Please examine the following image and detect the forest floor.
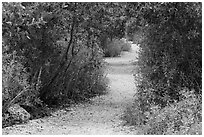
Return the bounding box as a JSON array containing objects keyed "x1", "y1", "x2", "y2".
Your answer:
[{"x1": 2, "y1": 43, "x2": 140, "y2": 135}]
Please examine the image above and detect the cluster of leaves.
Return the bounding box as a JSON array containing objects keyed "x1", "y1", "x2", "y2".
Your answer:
[
  {"x1": 2, "y1": 2, "x2": 127, "y2": 126},
  {"x1": 123, "y1": 2, "x2": 202, "y2": 135}
]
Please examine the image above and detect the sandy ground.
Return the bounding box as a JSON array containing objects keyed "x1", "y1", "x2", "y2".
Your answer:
[{"x1": 2, "y1": 43, "x2": 139, "y2": 135}]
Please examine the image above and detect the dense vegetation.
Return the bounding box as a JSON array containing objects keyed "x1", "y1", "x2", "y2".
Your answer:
[
  {"x1": 2, "y1": 2, "x2": 202, "y2": 134},
  {"x1": 2, "y1": 2, "x2": 127, "y2": 126},
  {"x1": 124, "y1": 2, "x2": 202, "y2": 134}
]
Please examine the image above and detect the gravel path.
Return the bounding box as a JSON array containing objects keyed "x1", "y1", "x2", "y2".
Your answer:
[{"x1": 2, "y1": 44, "x2": 139, "y2": 135}]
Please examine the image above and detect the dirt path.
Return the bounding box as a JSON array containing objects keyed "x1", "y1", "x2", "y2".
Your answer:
[{"x1": 2, "y1": 43, "x2": 139, "y2": 135}]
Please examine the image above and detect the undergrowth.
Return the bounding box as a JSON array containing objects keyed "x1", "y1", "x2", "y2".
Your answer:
[{"x1": 123, "y1": 89, "x2": 202, "y2": 135}]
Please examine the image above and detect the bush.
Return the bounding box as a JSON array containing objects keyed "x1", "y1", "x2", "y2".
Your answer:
[
  {"x1": 2, "y1": 2, "x2": 108, "y2": 127},
  {"x1": 123, "y1": 89, "x2": 202, "y2": 135},
  {"x1": 2, "y1": 50, "x2": 44, "y2": 127},
  {"x1": 146, "y1": 89, "x2": 202, "y2": 135},
  {"x1": 127, "y1": 2, "x2": 202, "y2": 109},
  {"x1": 123, "y1": 2, "x2": 202, "y2": 135},
  {"x1": 120, "y1": 38, "x2": 131, "y2": 51},
  {"x1": 104, "y1": 38, "x2": 122, "y2": 57},
  {"x1": 43, "y1": 43, "x2": 108, "y2": 106},
  {"x1": 2, "y1": 50, "x2": 41, "y2": 113},
  {"x1": 104, "y1": 38, "x2": 131, "y2": 57},
  {"x1": 2, "y1": 2, "x2": 62, "y2": 111}
]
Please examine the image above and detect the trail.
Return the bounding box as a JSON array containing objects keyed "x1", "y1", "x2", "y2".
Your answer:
[{"x1": 2, "y1": 43, "x2": 139, "y2": 135}]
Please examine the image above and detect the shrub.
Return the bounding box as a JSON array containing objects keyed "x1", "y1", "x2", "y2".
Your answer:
[
  {"x1": 104, "y1": 38, "x2": 131, "y2": 57},
  {"x1": 104, "y1": 38, "x2": 122, "y2": 57},
  {"x1": 137, "y1": 3, "x2": 202, "y2": 104},
  {"x1": 2, "y1": 2, "x2": 62, "y2": 111},
  {"x1": 120, "y1": 38, "x2": 131, "y2": 51},
  {"x1": 126, "y1": 2, "x2": 202, "y2": 113},
  {"x1": 43, "y1": 43, "x2": 108, "y2": 106},
  {"x1": 2, "y1": 50, "x2": 44, "y2": 127},
  {"x1": 2, "y1": 50, "x2": 41, "y2": 113},
  {"x1": 146, "y1": 89, "x2": 202, "y2": 135},
  {"x1": 123, "y1": 2, "x2": 202, "y2": 135},
  {"x1": 2, "y1": 2, "x2": 109, "y2": 127},
  {"x1": 123, "y1": 89, "x2": 202, "y2": 135}
]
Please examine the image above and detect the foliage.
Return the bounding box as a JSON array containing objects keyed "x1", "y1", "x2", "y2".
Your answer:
[
  {"x1": 104, "y1": 38, "x2": 122, "y2": 57},
  {"x1": 130, "y1": 2, "x2": 202, "y2": 106},
  {"x1": 2, "y1": 2, "x2": 64, "y2": 110},
  {"x1": 120, "y1": 38, "x2": 131, "y2": 51},
  {"x1": 123, "y1": 2, "x2": 202, "y2": 135},
  {"x1": 123, "y1": 89, "x2": 201, "y2": 135},
  {"x1": 2, "y1": 47, "x2": 41, "y2": 112},
  {"x1": 2, "y1": 2, "x2": 127, "y2": 126},
  {"x1": 104, "y1": 38, "x2": 131, "y2": 57}
]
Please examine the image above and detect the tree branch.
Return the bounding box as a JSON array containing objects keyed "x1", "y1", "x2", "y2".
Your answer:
[{"x1": 39, "y1": 8, "x2": 77, "y2": 101}]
